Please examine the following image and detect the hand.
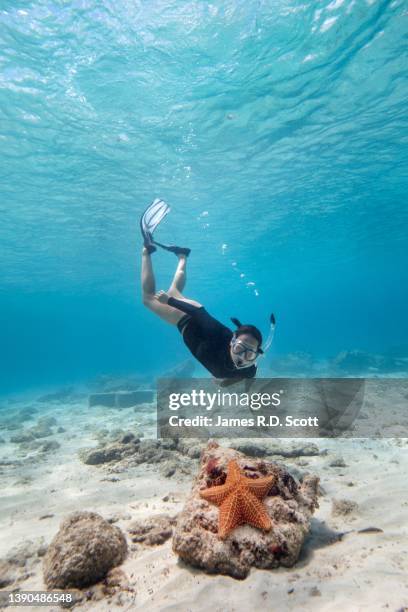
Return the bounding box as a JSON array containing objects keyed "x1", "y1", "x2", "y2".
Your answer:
[{"x1": 155, "y1": 290, "x2": 170, "y2": 304}]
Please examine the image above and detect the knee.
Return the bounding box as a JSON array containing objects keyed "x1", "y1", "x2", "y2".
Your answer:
[{"x1": 142, "y1": 293, "x2": 154, "y2": 307}]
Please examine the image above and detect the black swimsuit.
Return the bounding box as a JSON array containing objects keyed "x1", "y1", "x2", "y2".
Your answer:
[{"x1": 167, "y1": 297, "x2": 257, "y2": 380}]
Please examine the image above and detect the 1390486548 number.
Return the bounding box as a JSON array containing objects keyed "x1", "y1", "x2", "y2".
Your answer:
[{"x1": 5, "y1": 591, "x2": 74, "y2": 606}]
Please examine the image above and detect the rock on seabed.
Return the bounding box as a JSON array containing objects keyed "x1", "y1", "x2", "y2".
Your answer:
[
  {"x1": 172, "y1": 442, "x2": 319, "y2": 579},
  {"x1": 43, "y1": 512, "x2": 127, "y2": 589}
]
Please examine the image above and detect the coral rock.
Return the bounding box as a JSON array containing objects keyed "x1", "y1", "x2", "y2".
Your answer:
[
  {"x1": 172, "y1": 442, "x2": 319, "y2": 579},
  {"x1": 43, "y1": 511, "x2": 127, "y2": 588}
]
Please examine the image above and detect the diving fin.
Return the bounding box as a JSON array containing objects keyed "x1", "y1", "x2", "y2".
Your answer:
[
  {"x1": 140, "y1": 198, "x2": 171, "y2": 253},
  {"x1": 153, "y1": 241, "x2": 191, "y2": 257},
  {"x1": 140, "y1": 198, "x2": 190, "y2": 256}
]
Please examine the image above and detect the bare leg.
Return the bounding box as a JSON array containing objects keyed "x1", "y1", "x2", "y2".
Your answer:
[
  {"x1": 141, "y1": 248, "x2": 184, "y2": 325},
  {"x1": 167, "y1": 254, "x2": 187, "y2": 298},
  {"x1": 167, "y1": 255, "x2": 202, "y2": 307},
  {"x1": 141, "y1": 247, "x2": 156, "y2": 297}
]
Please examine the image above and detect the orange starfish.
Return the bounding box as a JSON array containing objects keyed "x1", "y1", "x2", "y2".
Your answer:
[{"x1": 200, "y1": 459, "x2": 275, "y2": 539}]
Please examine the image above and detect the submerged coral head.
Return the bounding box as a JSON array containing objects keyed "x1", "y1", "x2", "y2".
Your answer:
[{"x1": 199, "y1": 459, "x2": 275, "y2": 539}]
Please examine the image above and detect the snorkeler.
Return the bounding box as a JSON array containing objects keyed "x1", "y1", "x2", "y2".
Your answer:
[{"x1": 140, "y1": 199, "x2": 275, "y2": 383}]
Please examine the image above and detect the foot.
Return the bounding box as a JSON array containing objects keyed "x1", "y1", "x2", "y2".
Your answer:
[
  {"x1": 153, "y1": 241, "x2": 191, "y2": 257},
  {"x1": 143, "y1": 244, "x2": 156, "y2": 255},
  {"x1": 169, "y1": 246, "x2": 191, "y2": 257},
  {"x1": 143, "y1": 231, "x2": 157, "y2": 254}
]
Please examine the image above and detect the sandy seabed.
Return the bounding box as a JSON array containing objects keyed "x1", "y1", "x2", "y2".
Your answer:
[{"x1": 0, "y1": 385, "x2": 407, "y2": 612}]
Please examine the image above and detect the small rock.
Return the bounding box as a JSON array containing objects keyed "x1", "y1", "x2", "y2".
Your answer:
[
  {"x1": 160, "y1": 461, "x2": 176, "y2": 478},
  {"x1": 59, "y1": 589, "x2": 84, "y2": 609},
  {"x1": 104, "y1": 567, "x2": 129, "y2": 589},
  {"x1": 331, "y1": 498, "x2": 359, "y2": 517},
  {"x1": 0, "y1": 561, "x2": 17, "y2": 588},
  {"x1": 160, "y1": 438, "x2": 178, "y2": 450},
  {"x1": 310, "y1": 586, "x2": 321, "y2": 596},
  {"x1": 328, "y1": 456, "x2": 347, "y2": 468},
  {"x1": 187, "y1": 445, "x2": 203, "y2": 459},
  {"x1": 118, "y1": 432, "x2": 138, "y2": 444},
  {"x1": 57, "y1": 426, "x2": 66, "y2": 433},
  {"x1": 107, "y1": 513, "x2": 132, "y2": 524},
  {"x1": 128, "y1": 515, "x2": 177, "y2": 545}
]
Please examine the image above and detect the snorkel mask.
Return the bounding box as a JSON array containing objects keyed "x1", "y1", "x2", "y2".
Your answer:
[
  {"x1": 230, "y1": 313, "x2": 276, "y2": 369},
  {"x1": 231, "y1": 337, "x2": 259, "y2": 368}
]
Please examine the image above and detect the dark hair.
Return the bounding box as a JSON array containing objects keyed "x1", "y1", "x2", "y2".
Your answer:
[{"x1": 230, "y1": 318, "x2": 263, "y2": 354}]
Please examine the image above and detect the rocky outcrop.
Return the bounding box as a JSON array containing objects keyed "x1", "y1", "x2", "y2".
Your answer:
[
  {"x1": 172, "y1": 442, "x2": 319, "y2": 579},
  {"x1": 79, "y1": 442, "x2": 136, "y2": 465},
  {"x1": 43, "y1": 511, "x2": 127, "y2": 589},
  {"x1": 230, "y1": 441, "x2": 321, "y2": 458},
  {"x1": 78, "y1": 436, "x2": 198, "y2": 477}
]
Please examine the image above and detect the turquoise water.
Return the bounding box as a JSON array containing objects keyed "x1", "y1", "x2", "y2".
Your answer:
[{"x1": 1, "y1": 0, "x2": 407, "y2": 394}]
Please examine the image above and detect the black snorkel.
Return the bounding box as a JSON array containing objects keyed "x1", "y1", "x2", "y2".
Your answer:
[{"x1": 261, "y1": 313, "x2": 276, "y2": 354}]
